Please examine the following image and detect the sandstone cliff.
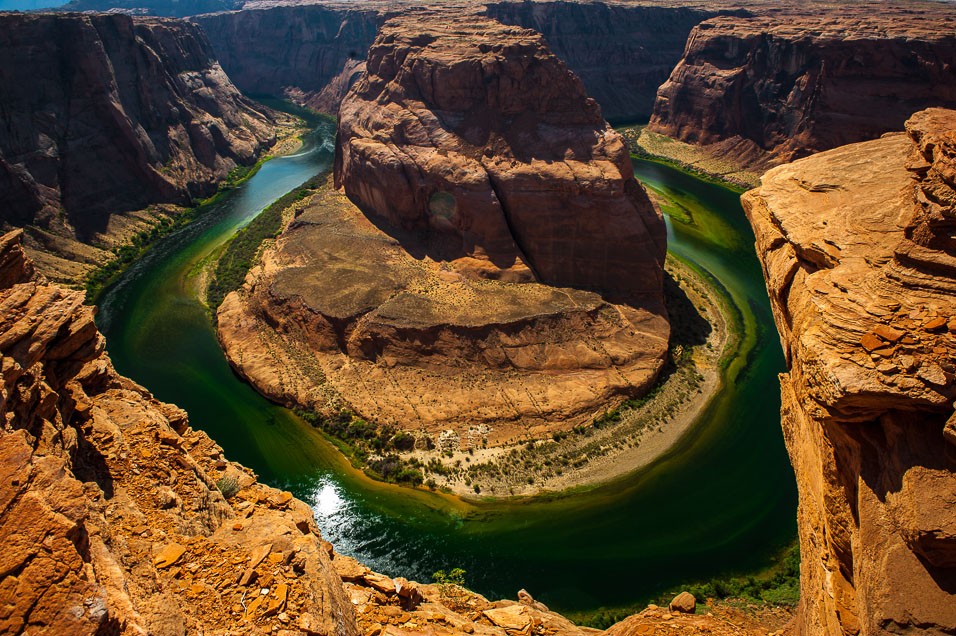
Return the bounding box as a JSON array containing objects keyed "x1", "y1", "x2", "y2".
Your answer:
[
  {"x1": 742, "y1": 108, "x2": 956, "y2": 634},
  {"x1": 0, "y1": 13, "x2": 283, "y2": 281},
  {"x1": 650, "y1": 8, "x2": 956, "y2": 173},
  {"x1": 0, "y1": 230, "x2": 356, "y2": 635},
  {"x1": 218, "y1": 13, "x2": 669, "y2": 443},
  {"x1": 194, "y1": 5, "x2": 387, "y2": 114},
  {"x1": 194, "y1": 1, "x2": 730, "y2": 122},
  {"x1": 484, "y1": 1, "x2": 727, "y2": 123}
]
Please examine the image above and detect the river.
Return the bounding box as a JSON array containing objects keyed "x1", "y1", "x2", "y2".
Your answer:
[{"x1": 96, "y1": 123, "x2": 797, "y2": 616}]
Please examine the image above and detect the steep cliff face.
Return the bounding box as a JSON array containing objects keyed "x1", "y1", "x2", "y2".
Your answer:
[
  {"x1": 742, "y1": 108, "x2": 956, "y2": 635},
  {"x1": 484, "y1": 1, "x2": 725, "y2": 123},
  {"x1": 650, "y1": 10, "x2": 956, "y2": 171},
  {"x1": 335, "y1": 12, "x2": 666, "y2": 298},
  {"x1": 0, "y1": 13, "x2": 282, "y2": 280},
  {"x1": 0, "y1": 230, "x2": 357, "y2": 635},
  {"x1": 194, "y1": 6, "x2": 386, "y2": 114},
  {"x1": 193, "y1": 1, "x2": 730, "y2": 122},
  {"x1": 219, "y1": 13, "x2": 669, "y2": 441}
]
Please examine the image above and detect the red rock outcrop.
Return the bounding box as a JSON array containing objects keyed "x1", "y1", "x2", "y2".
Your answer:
[
  {"x1": 335, "y1": 12, "x2": 666, "y2": 299},
  {"x1": 742, "y1": 108, "x2": 956, "y2": 634},
  {"x1": 219, "y1": 13, "x2": 669, "y2": 441},
  {"x1": 651, "y1": 8, "x2": 956, "y2": 173},
  {"x1": 0, "y1": 229, "x2": 357, "y2": 634},
  {"x1": 0, "y1": 13, "x2": 284, "y2": 281}
]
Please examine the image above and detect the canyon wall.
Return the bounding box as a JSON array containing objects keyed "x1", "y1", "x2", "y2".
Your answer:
[
  {"x1": 194, "y1": 1, "x2": 731, "y2": 122},
  {"x1": 742, "y1": 108, "x2": 956, "y2": 634},
  {"x1": 194, "y1": 5, "x2": 387, "y2": 114},
  {"x1": 650, "y1": 9, "x2": 956, "y2": 171},
  {"x1": 218, "y1": 12, "x2": 669, "y2": 442},
  {"x1": 0, "y1": 13, "x2": 282, "y2": 280},
  {"x1": 0, "y1": 230, "x2": 357, "y2": 635},
  {"x1": 484, "y1": 1, "x2": 727, "y2": 123}
]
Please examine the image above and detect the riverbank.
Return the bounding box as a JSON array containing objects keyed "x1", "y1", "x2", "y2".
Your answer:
[
  {"x1": 212, "y1": 171, "x2": 737, "y2": 499},
  {"x1": 404, "y1": 254, "x2": 733, "y2": 498},
  {"x1": 82, "y1": 110, "x2": 308, "y2": 303},
  {"x1": 618, "y1": 125, "x2": 760, "y2": 190}
]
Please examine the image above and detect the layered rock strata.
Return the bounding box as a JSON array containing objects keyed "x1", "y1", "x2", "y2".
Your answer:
[
  {"x1": 742, "y1": 108, "x2": 956, "y2": 634},
  {"x1": 195, "y1": 1, "x2": 732, "y2": 122},
  {"x1": 194, "y1": 5, "x2": 387, "y2": 114},
  {"x1": 0, "y1": 13, "x2": 283, "y2": 281},
  {"x1": 650, "y1": 8, "x2": 956, "y2": 173},
  {"x1": 219, "y1": 14, "x2": 669, "y2": 441},
  {"x1": 0, "y1": 230, "x2": 356, "y2": 635}
]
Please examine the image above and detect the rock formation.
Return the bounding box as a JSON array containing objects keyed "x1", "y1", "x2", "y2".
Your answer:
[
  {"x1": 194, "y1": 1, "x2": 733, "y2": 122},
  {"x1": 0, "y1": 13, "x2": 283, "y2": 281},
  {"x1": 335, "y1": 12, "x2": 666, "y2": 298},
  {"x1": 742, "y1": 108, "x2": 956, "y2": 634},
  {"x1": 0, "y1": 225, "x2": 777, "y2": 636},
  {"x1": 194, "y1": 5, "x2": 387, "y2": 114},
  {"x1": 0, "y1": 229, "x2": 356, "y2": 635},
  {"x1": 650, "y1": 8, "x2": 956, "y2": 173},
  {"x1": 218, "y1": 13, "x2": 669, "y2": 441}
]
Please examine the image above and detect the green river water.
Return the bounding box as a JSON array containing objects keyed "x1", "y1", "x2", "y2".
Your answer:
[{"x1": 96, "y1": 123, "x2": 797, "y2": 615}]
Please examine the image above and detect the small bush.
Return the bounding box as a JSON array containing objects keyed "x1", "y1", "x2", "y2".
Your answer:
[{"x1": 215, "y1": 476, "x2": 240, "y2": 499}]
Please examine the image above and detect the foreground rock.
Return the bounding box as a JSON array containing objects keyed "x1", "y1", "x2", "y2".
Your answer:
[
  {"x1": 0, "y1": 230, "x2": 355, "y2": 634},
  {"x1": 0, "y1": 13, "x2": 285, "y2": 282},
  {"x1": 650, "y1": 6, "x2": 956, "y2": 174},
  {"x1": 742, "y1": 108, "x2": 956, "y2": 634},
  {"x1": 219, "y1": 13, "x2": 668, "y2": 443}
]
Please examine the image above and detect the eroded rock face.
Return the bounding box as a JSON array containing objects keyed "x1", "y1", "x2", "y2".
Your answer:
[
  {"x1": 0, "y1": 13, "x2": 281, "y2": 280},
  {"x1": 335, "y1": 13, "x2": 666, "y2": 299},
  {"x1": 195, "y1": 6, "x2": 387, "y2": 114},
  {"x1": 742, "y1": 108, "x2": 956, "y2": 634},
  {"x1": 651, "y1": 9, "x2": 956, "y2": 172},
  {"x1": 219, "y1": 13, "x2": 668, "y2": 440},
  {"x1": 0, "y1": 229, "x2": 357, "y2": 635}
]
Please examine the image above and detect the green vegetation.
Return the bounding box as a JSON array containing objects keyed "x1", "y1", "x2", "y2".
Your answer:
[
  {"x1": 83, "y1": 161, "x2": 268, "y2": 304},
  {"x1": 433, "y1": 568, "x2": 469, "y2": 610},
  {"x1": 207, "y1": 174, "x2": 323, "y2": 311},
  {"x1": 295, "y1": 409, "x2": 428, "y2": 487},
  {"x1": 215, "y1": 475, "x2": 241, "y2": 499},
  {"x1": 568, "y1": 542, "x2": 800, "y2": 629}
]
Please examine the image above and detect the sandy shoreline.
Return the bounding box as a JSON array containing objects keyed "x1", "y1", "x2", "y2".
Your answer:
[{"x1": 413, "y1": 255, "x2": 733, "y2": 498}]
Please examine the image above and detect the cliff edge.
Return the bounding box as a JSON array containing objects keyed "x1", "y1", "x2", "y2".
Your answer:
[
  {"x1": 0, "y1": 13, "x2": 285, "y2": 282},
  {"x1": 742, "y1": 108, "x2": 956, "y2": 634},
  {"x1": 649, "y1": 8, "x2": 956, "y2": 177}
]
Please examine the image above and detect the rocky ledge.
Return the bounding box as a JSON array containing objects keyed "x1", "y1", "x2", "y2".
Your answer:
[
  {"x1": 218, "y1": 13, "x2": 669, "y2": 445},
  {"x1": 0, "y1": 225, "x2": 786, "y2": 634},
  {"x1": 742, "y1": 108, "x2": 956, "y2": 634},
  {"x1": 0, "y1": 13, "x2": 287, "y2": 282},
  {"x1": 649, "y1": 7, "x2": 956, "y2": 176}
]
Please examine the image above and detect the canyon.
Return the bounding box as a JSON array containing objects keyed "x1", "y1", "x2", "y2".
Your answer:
[
  {"x1": 217, "y1": 12, "x2": 671, "y2": 448},
  {"x1": 743, "y1": 108, "x2": 956, "y2": 634},
  {"x1": 0, "y1": 12, "x2": 287, "y2": 282},
  {"x1": 648, "y1": 8, "x2": 956, "y2": 177},
  {"x1": 0, "y1": 1, "x2": 955, "y2": 635}
]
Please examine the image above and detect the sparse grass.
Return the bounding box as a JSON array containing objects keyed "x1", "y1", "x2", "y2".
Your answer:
[
  {"x1": 215, "y1": 475, "x2": 241, "y2": 499},
  {"x1": 207, "y1": 174, "x2": 323, "y2": 311}
]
